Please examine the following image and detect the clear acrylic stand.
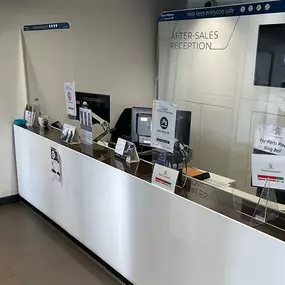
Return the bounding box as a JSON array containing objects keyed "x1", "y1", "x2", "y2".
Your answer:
[
  {"x1": 249, "y1": 179, "x2": 279, "y2": 226},
  {"x1": 232, "y1": 179, "x2": 279, "y2": 228},
  {"x1": 152, "y1": 148, "x2": 168, "y2": 167}
]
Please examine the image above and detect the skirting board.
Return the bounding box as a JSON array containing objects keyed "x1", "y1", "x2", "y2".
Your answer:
[
  {"x1": 0, "y1": 194, "x2": 20, "y2": 206},
  {"x1": 20, "y1": 197, "x2": 132, "y2": 285}
]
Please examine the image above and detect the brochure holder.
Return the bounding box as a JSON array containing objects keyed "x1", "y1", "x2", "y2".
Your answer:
[
  {"x1": 152, "y1": 148, "x2": 185, "y2": 170},
  {"x1": 60, "y1": 123, "x2": 81, "y2": 145},
  {"x1": 126, "y1": 147, "x2": 139, "y2": 164},
  {"x1": 67, "y1": 129, "x2": 81, "y2": 145},
  {"x1": 115, "y1": 138, "x2": 139, "y2": 164}
]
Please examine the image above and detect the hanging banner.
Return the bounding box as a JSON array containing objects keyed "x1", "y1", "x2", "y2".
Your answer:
[
  {"x1": 64, "y1": 81, "x2": 77, "y2": 117},
  {"x1": 254, "y1": 124, "x2": 285, "y2": 155},
  {"x1": 151, "y1": 100, "x2": 177, "y2": 153},
  {"x1": 252, "y1": 154, "x2": 285, "y2": 190}
]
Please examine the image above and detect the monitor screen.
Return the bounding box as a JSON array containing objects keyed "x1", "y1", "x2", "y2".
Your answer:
[
  {"x1": 75, "y1": 92, "x2": 110, "y2": 122},
  {"x1": 131, "y1": 107, "x2": 152, "y2": 146},
  {"x1": 254, "y1": 24, "x2": 285, "y2": 88},
  {"x1": 175, "y1": 110, "x2": 191, "y2": 146}
]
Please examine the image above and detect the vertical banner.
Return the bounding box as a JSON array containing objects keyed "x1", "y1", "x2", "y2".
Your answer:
[
  {"x1": 151, "y1": 100, "x2": 177, "y2": 153},
  {"x1": 64, "y1": 81, "x2": 76, "y2": 117},
  {"x1": 79, "y1": 107, "x2": 93, "y2": 144}
]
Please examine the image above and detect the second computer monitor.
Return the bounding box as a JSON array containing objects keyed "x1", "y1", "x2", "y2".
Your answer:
[
  {"x1": 175, "y1": 110, "x2": 191, "y2": 146},
  {"x1": 75, "y1": 92, "x2": 110, "y2": 123}
]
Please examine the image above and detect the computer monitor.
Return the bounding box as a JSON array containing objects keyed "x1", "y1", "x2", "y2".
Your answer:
[
  {"x1": 131, "y1": 107, "x2": 191, "y2": 146},
  {"x1": 175, "y1": 110, "x2": 191, "y2": 146},
  {"x1": 75, "y1": 92, "x2": 110, "y2": 123},
  {"x1": 131, "y1": 107, "x2": 152, "y2": 146}
]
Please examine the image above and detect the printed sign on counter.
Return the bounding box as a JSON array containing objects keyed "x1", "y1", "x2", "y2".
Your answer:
[
  {"x1": 252, "y1": 154, "x2": 285, "y2": 190},
  {"x1": 64, "y1": 81, "x2": 76, "y2": 117},
  {"x1": 254, "y1": 124, "x2": 285, "y2": 155},
  {"x1": 151, "y1": 164, "x2": 179, "y2": 193},
  {"x1": 151, "y1": 100, "x2": 177, "y2": 153}
]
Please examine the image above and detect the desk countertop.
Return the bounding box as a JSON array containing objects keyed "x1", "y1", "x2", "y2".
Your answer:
[{"x1": 22, "y1": 126, "x2": 285, "y2": 242}]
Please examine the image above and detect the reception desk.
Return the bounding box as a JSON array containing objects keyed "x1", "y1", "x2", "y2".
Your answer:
[{"x1": 14, "y1": 125, "x2": 285, "y2": 285}]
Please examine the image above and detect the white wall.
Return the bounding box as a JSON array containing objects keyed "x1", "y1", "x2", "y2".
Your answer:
[
  {"x1": 0, "y1": 0, "x2": 164, "y2": 198},
  {"x1": 158, "y1": 5, "x2": 285, "y2": 194}
]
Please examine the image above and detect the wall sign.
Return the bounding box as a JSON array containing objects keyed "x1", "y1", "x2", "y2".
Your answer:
[
  {"x1": 151, "y1": 100, "x2": 177, "y2": 153},
  {"x1": 254, "y1": 124, "x2": 285, "y2": 155},
  {"x1": 23, "y1": 22, "x2": 71, "y2": 32}
]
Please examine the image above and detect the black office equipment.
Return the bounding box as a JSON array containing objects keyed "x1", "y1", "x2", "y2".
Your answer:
[
  {"x1": 131, "y1": 107, "x2": 192, "y2": 147},
  {"x1": 254, "y1": 24, "x2": 285, "y2": 88},
  {"x1": 175, "y1": 110, "x2": 191, "y2": 146},
  {"x1": 75, "y1": 92, "x2": 110, "y2": 123},
  {"x1": 111, "y1": 108, "x2": 132, "y2": 143},
  {"x1": 131, "y1": 107, "x2": 152, "y2": 146}
]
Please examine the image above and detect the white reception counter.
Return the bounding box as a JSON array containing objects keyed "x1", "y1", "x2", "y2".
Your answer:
[{"x1": 14, "y1": 125, "x2": 285, "y2": 285}]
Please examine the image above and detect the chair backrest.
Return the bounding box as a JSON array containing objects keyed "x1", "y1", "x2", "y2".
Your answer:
[{"x1": 111, "y1": 108, "x2": 132, "y2": 143}]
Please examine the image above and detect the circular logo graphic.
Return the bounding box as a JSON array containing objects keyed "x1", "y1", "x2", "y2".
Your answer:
[
  {"x1": 67, "y1": 92, "x2": 72, "y2": 101},
  {"x1": 256, "y1": 4, "x2": 261, "y2": 11},
  {"x1": 265, "y1": 4, "x2": 270, "y2": 11},
  {"x1": 248, "y1": 5, "x2": 253, "y2": 12},
  {"x1": 160, "y1": 117, "x2": 169, "y2": 130},
  {"x1": 51, "y1": 150, "x2": 56, "y2": 160},
  {"x1": 240, "y1": 6, "x2": 245, "y2": 12}
]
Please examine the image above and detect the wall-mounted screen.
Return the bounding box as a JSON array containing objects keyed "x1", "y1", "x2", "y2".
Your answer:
[{"x1": 255, "y1": 24, "x2": 285, "y2": 88}]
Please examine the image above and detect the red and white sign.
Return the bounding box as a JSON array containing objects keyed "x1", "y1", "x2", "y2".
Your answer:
[
  {"x1": 64, "y1": 81, "x2": 76, "y2": 117},
  {"x1": 151, "y1": 164, "x2": 179, "y2": 193}
]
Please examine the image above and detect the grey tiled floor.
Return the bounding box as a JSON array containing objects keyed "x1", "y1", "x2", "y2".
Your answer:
[{"x1": 0, "y1": 203, "x2": 122, "y2": 285}]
